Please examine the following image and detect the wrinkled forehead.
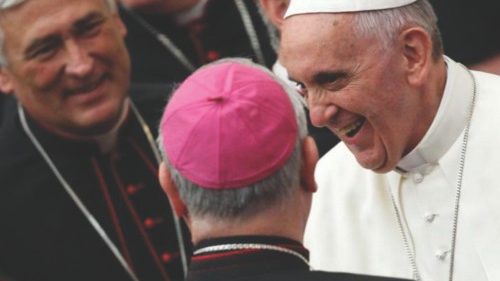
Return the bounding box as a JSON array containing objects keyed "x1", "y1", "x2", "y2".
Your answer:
[
  {"x1": 0, "y1": 0, "x2": 111, "y2": 26},
  {"x1": 282, "y1": 13, "x2": 353, "y2": 43},
  {"x1": 0, "y1": 0, "x2": 112, "y2": 15},
  {"x1": 280, "y1": 13, "x2": 353, "y2": 59},
  {"x1": 280, "y1": 13, "x2": 362, "y2": 81},
  {"x1": 0, "y1": 0, "x2": 113, "y2": 48}
]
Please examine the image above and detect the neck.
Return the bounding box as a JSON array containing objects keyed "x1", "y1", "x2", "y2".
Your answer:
[
  {"x1": 404, "y1": 57, "x2": 448, "y2": 156},
  {"x1": 91, "y1": 100, "x2": 130, "y2": 153},
  {"x1": 27, "y1": 99, "x2": 129, "y2": 153},
  {"x1": 190, "y1": 193, "x2": 309, "y2": 245}
]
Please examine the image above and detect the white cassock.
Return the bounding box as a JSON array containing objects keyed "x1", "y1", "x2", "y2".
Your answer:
[{"x1": 305, "y1": 56, "x2": 500, "y2": 281}]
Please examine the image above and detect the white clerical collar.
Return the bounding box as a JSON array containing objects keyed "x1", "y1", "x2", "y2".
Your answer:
[
  {"x1": 92, "y1": 99, "x2": 130, "y2": 153},
  {"x1": 396, "y1": 56, "x2": 475, "y2": 173},
  {"x1": 173, "y1": 0, "x2": 209, "y2": 26}
]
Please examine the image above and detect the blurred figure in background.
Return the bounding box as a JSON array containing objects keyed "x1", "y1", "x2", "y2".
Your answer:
[{"x1": 119, "y1": 0, "x2": 277, "y2": 84}]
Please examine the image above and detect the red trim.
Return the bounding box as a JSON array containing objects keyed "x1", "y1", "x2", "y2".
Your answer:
[
  {"x1": 109, "y1": 155, "x2": 172, "y2": 281},
  {"x1": 91, "y1": 157, "x2": 135, "y2": 273},
  {"x1": 192, "y1": 249, "x2": 260, "y2": 261}
]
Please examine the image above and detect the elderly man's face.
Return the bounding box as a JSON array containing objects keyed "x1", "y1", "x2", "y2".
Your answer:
[
  {"x1": 281, "y1": 14, "x2": 425, "y2": 173},
  {"x1": 0, "y1": 0, "x2": 130, "y2": 137}
]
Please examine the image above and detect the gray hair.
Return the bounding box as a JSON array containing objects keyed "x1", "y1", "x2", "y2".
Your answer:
[
  {"x1": 0, "y1": 0, "x2": 118, "y2": 66},
  {"x1": 352, "y1": 0, "x2": 443, "y2": 60},
  {"x1": 158, "y1": 58, "x2": 308, "y2": 221},
  {"x1": 256, "y1": 2, "x2": 280, "y2": 52}
]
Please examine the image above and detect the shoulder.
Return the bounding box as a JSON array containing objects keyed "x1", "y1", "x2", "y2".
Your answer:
[
  {"x1": 315, "y1": 143, "x2": 368, "y2": 188},
  {"x1": 0, "y1": 102, "x2": 38, "y2": 174},
  {"x1": 468, "y1": 71, "x2": 500, "y2": 140},
  {"x1": 474, "y1": 69, "x2": 500, "y2": 94}
]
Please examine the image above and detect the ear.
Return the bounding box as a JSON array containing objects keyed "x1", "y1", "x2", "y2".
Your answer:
[
  {"x1": 399, "y1": 27, "x2": 433, "y2": 86},
  {"x1": 159, "y1": 162, "x2": 189, "y2": 218},
  {"x1": 0, "y1": 67, "x2": 15, "y2": 94},
  {"x1": 258, "y1": 0, "x2": 289, "y2": 31},
  {"x1": 300, "y1": 136, "x2": 318, "y2": 193}
]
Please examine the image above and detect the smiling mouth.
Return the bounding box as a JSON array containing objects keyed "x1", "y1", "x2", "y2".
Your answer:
[
  {"x1": 339, "y1": 118, "x2": 366, "y2": 138},
  {"x1": 68, "y1": 75, "x2": 106, "y2": 96}
]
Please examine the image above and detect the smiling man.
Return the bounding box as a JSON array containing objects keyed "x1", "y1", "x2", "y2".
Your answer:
[
  {"x1": 281, "y1": 0, "x2": 500, "y2": 281},
  {"x1": 0, "y1": 0, "x2": 188, "y2": 280}
]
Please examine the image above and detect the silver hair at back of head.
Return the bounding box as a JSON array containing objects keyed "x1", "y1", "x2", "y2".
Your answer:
[
  {"x1": 158, "y1": 58, "x2": 308, "y2": 221},
  {"x1": 0, "y1": 0, "x2": 118, "y2": 66},
  {"x1": 352, "y1": 0, "x2": 443, "y2": 60}
]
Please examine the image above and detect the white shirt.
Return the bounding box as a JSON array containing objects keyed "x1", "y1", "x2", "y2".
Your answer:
[{"x1": 305, "y1": 57, "x2": 500, "y2": 281}]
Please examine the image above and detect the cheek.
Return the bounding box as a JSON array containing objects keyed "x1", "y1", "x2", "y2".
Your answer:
[
  {"x1": 19, "y1": 61, "x2": 62, "y2": 92},
  {"x1": 94, "y1": 32, "x2": 131, "y2": 72}
]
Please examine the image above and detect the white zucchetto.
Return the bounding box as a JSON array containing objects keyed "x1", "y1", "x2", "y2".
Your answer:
[
  {"x1": 285, "y1": 0, "x2": 418, "y2": 18},
  {"x1": 0, "y1": 0, "x2": 24, "y2": 9}
]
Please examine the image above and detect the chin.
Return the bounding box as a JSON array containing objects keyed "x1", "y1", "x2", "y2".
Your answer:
[
  {"x1": 356, "y1": 154, "x2": 392, "y2": 173},
  {"x1": 76, "y1": 105, "x2": 125, "y2": 136}
]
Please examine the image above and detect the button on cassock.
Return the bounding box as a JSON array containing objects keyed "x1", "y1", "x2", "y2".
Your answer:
[
  {"x1": 144, "y1": 217, "x2": 164, "y2": 229},
  {"x1": 126, "y1": 183, "x2": 145, "y2": 195},
  {"x1": 424, "y1": 213, "x2": 438, "y2": 223},
  {"x1": 435, "y1": 250, "x2": 449, "y2": 261}
]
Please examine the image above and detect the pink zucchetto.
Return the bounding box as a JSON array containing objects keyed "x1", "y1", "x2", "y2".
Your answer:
[
  {"x1": 160, "y1": 61, "x2": 297, "y2": 189},
  {"x1": 284, "y1": 0, "x2": 418, "y2": 18}
]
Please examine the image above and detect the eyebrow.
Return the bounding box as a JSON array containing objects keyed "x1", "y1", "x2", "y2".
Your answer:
[
  {"x1": 312, "y1": 71, "x2": 348, "y2": 85},
  {"x1": 24, "y1": 35, "x2": 60, "y2": 60},
  {"x1": 288, "y1": 71, "x2": 348, "y2": 86},
  {"x1": 73, "y1": 11, "x2": 106, "y2": 31},
  {"x1": 23, "y1": 12, "x2": 106, "y2": 60}
]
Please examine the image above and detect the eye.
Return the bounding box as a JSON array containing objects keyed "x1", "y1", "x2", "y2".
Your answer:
[
  {"x1": 25, "y1": 38, "x2": 61, "y2": 61},
  {"x1": 294, "y1": 81, "x2": 308, "y2": 98},
  {"x1": 75, "y1": 16, "x2": 105, "y2": 38}
]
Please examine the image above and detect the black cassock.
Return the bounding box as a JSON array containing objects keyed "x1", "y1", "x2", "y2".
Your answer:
[{"x1": 0, "y1": 94, "x2": 190, "y2": 281}]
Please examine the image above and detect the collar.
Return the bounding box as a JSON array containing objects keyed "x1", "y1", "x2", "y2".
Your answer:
[
  {"x1": 272, "y1": 61, "x2": 294, "y2": 88},
  {"x1": 91, "y1": 99, "x2": 129, "y2": 153},
  {"x1": 396, "y1": 56, "x2": 474, "y2": 174},
  {"x1": 21, "y1": 99, "x2": 132, "y2": 155},
  {"x1": 188, "y1": 235, "x2": 309, "y2": 281}
]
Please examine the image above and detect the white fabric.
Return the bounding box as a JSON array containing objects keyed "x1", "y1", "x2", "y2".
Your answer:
[
  {"x1": 272, "y1": 61, "x2": 296, "y2": 89},
  {"x1": 305, "y1": 57, "x2": 500, "y2": 281},
  {"x1": 92, "y1": 99, "x2": 130, "y2": 153},
  {"x1": 284, "y1": 0, "x2": 417, "y2": 18},
  {"x1": 0, "y1": 0, "x2": 23, "y2": 9},
  {"x1": 273, "y1": 61, "x2": 307, "y2": 107}
]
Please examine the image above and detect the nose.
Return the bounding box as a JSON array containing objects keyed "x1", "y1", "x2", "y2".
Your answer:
[
  {"x1": 308, "y1": 96, "x2": 339, "y2": 127},
  {"x1": 64, "y1": 40, "x2": 93, "y2": 78}
]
